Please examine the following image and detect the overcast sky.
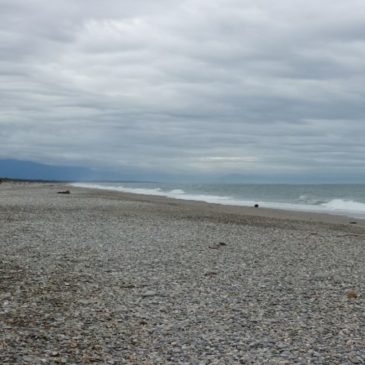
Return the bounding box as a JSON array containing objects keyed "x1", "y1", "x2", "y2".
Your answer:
[{"x1": 1, "y1": 0, "x2": 365, "y2": 181}]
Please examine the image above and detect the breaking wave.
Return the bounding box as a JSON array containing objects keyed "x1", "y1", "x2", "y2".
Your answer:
[{"x1": 321, "y1": 199, "x2": 365, "y2": 212}]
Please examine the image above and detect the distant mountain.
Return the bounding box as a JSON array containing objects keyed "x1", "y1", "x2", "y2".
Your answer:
[
  {"x1": 0, "y1": 159, "x2": 100, "y2": 181},
  {"x1": 0, "y1": 159, "x2": 171, "y2": 182}
]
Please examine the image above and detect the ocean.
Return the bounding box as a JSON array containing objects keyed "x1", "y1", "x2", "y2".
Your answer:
[{"x1": 70, "y1": 182, "x2": 365, "y2": 219}]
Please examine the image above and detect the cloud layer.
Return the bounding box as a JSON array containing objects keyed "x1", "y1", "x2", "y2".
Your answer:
[{"x1": 1, "y1": 0, "x2": 365, "y2": 180}]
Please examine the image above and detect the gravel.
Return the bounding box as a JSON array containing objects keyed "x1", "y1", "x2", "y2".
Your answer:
[{"x1": 0, "y1": 183, "x2": 364, "y2": 364}]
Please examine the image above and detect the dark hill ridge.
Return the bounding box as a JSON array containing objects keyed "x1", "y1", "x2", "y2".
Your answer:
[
  {"x1": 0, "y1": 159, "x2": 94, "y2": 181},
  {"x1": 0, "y1": 159, "x2": 173, "y2": 182}
]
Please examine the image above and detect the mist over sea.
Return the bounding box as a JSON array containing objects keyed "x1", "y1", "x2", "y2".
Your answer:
[{"x1": 71, "y1": 182, "x2": 365, "y2": 219}]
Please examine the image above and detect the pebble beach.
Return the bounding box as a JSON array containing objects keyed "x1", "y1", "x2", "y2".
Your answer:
[{"x1": 1, "y1": 182, "x2": 364, "y2": 364}]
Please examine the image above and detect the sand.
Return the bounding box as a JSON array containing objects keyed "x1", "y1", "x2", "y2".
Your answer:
[{"x1": 0, "y1": 182, "x2": 364, "y2": 364}]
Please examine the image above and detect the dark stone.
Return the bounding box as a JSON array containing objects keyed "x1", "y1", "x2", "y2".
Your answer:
[
  {"x1": 349, "y1": 221, "x2": 357, "y2": 224},
  {"x1": 204, "y1": 271, "x2": 218, "y2": 277},
  {"x1": 209, "y1": 242, "x2": 227, "y2": 249},
  {"x1": 57, "y1": 190, "x2": 71, "y2": 194},
  {"x1": 254, "y1": 204, "x2": 259, "y2": 208}
]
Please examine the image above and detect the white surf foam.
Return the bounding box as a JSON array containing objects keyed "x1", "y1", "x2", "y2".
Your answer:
[
  {"x1": 72, "y1": 183, "x2": 165, "y2": 196},
  {"x1": 321, "y1": 199, "x2": 365, "y2": 213}
]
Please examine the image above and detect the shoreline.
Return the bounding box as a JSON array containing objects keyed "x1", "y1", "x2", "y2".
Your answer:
[
  {"x1": 2, "y1": 178, "x2": 365, "y2": 222},
  {"x1": 68, "y1": 183, "x2": 365, "y2": 227},
  {"x1": 70, "y1": 182, "x2": 365, "y2": 223},
  {"x1": 1, "y1": 182, "x2": 364, "y2": 364}
]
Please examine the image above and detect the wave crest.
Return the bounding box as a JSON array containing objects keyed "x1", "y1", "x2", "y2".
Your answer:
[{"x1": 321, "y1": 199, "x2": 365, "y2": 212}]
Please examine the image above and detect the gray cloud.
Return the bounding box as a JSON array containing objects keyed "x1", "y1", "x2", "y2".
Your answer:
[{"x1": 1, "y1": 0, "x2": 365, "y2": 180}]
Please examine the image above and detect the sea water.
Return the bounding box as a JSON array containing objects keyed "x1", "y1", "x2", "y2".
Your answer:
[{"x1": 70, "y1": 182, "x2": 365, "y2": 219}]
